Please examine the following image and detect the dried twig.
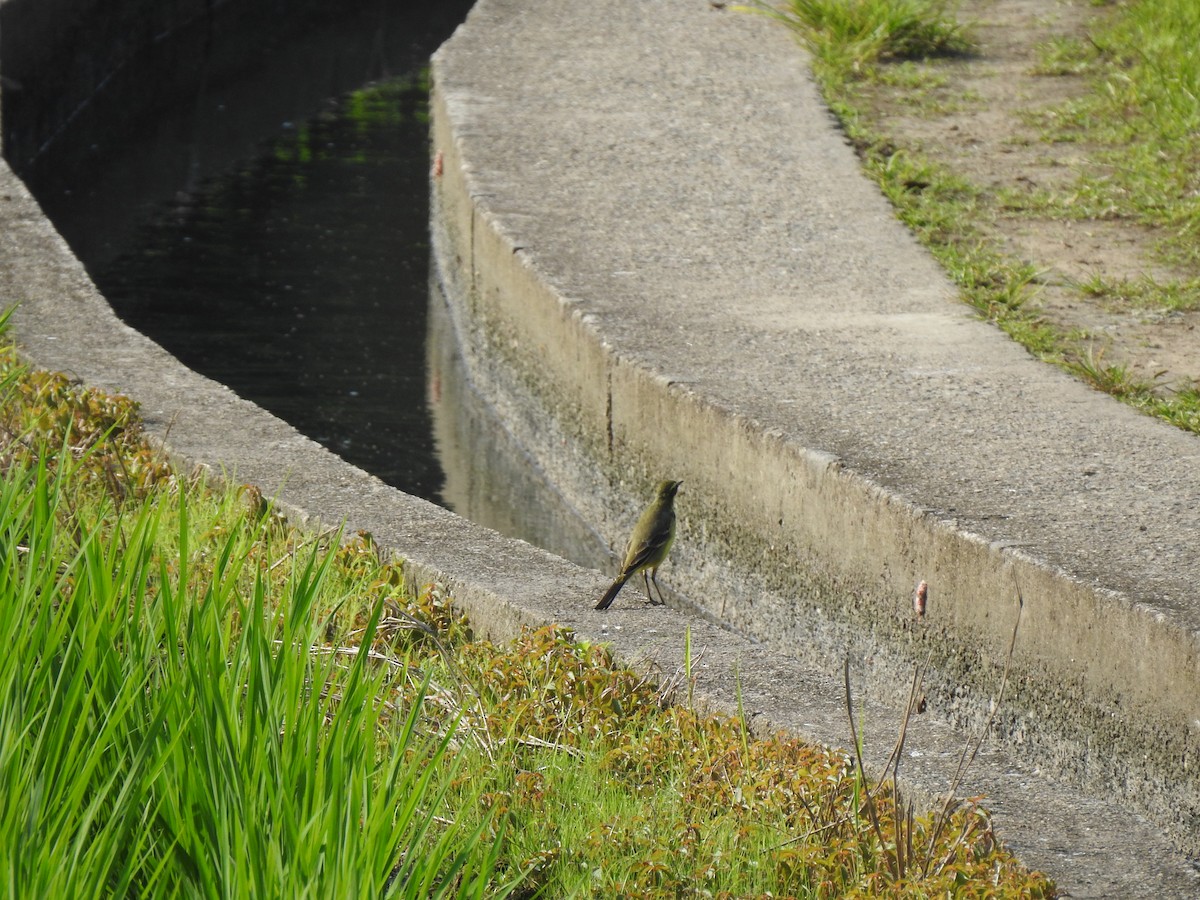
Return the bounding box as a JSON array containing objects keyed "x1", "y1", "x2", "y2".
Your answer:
[
  {"x1": 844, "y1": 657, "x2": 896, "y2": 880},
  {"x1": 920, "y1": 586, "x2": 1024, "y2": 878}
]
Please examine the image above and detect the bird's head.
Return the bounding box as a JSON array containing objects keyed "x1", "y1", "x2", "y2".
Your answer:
[{"x1": 657, "y1": 479, "x2": 683, "y2": 500}]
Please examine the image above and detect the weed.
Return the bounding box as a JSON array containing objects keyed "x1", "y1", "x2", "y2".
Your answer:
[
  {"x1": 1032, "y1": 36, "x2": 1098, "y2": 77},
  {"x1": 1066, "y1": 347, "x2": 1154, "y2": 399},
  {"x1": 745, "y1": 0, "x2": 974, "y2": 78},
  {"x1": 1071, "y1": 273, "x2": 1200, "y2": 313}
]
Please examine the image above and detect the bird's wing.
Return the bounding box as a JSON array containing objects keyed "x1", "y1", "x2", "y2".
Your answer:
[{"x1": 623, "y1": 513, "x2": 674, "y2": 573}]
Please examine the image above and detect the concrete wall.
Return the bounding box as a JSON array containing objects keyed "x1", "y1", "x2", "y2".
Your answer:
[{"x1": 428, "y1": 0, "x2": 1200, "y2": 859}]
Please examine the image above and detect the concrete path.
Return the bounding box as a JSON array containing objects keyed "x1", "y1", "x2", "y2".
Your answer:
[{"x1": 2, "y1": 0, "x2": 1200, "y2": 893}]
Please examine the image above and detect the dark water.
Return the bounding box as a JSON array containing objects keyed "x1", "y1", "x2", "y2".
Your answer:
[
  {"x1": 97, "y1": 77, "x2": 443, "y2": 495},
  {"x1": 6, "y1": 0, "x2": 474, "y2": 501}
]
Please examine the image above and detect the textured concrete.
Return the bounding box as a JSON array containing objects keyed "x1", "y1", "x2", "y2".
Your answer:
[
  {"x1": 427, "y1": 0, "x2": 1200, "y2": 888},
  {"x1": 436, "y1": 0, "x2": 1200, "y2": 854},
  {"x1": 3, "y1": 0, "x2": 1200, "y2": 893}
]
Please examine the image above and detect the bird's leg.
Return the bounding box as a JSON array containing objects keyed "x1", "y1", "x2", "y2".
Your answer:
[{"x1": 648, "y1": 569, "x2": 665, "y2": 605}]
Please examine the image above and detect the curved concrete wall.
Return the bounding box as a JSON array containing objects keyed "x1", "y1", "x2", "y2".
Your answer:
[{"x1": 429, "y1": 0, "x2": 1200, "y2": 862}]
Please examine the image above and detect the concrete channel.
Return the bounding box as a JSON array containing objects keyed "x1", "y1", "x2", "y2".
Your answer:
[{"x1": 4, "y1": 0, "x2": 1200, "y2": 894}]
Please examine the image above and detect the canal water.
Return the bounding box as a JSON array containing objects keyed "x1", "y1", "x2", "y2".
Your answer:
[
  {"x1": 89, "y1": 75, "x2": 446, "y2": 496},
  {"x1": 7, "y1": 0, "x2": 475, "y2": 502},
  {"x1": 6, "y1": 0, "x2": 610, "y2": 572}
]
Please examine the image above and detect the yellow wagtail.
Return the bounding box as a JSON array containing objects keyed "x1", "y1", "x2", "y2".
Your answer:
[{"x1": 595, "y1": 479, "x2": 681, "y2": 611}]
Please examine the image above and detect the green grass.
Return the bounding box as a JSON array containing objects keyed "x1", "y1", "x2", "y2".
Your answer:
[
  {"x1": 1054, "y1": 0, "x2": 1200, "y2": 267},
  {"x1": 758, "y1": 0, "x2": 1200, "y2": 435},
  {"x1": 745, "y1": 0, "x2": 973, "y2": 78},
  {"x1": 751, "y1": 0, "x2": 1062, "y2": 358},
  {"x1": 0, "y1": 323, "x2": 1054, "y2": 896},
  {"x1": 1031, "y1": 35, "x2": 1098, "y2": 78},
  {"x1": 0, "y1": 449, "x2": 512, "y2": 897},
  {"x1": 824, "y1": 104, "x2": 1066, "y2": 359},
  {"x1": 1070, "y1": 273, "x2": 1200, "y2": 313},
  {"x1": 0, "y1": 321, "x2": 517, "y2": 896}
]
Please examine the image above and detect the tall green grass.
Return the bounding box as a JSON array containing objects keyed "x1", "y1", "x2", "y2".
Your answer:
[{"x1": 0, "y1": 445, "x2": 511, "y2": 897}]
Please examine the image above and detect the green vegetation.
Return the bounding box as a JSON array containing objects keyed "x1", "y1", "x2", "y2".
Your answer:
[
  {"x1": 746, "y1": 0, "x2": 971, "y2": 79},
  {"x1": 0, "y1": 347, "x2": 513, "y2": 896},
  {"x1": 748, "y1": 0, "x2": 1062, "y2": 357},
  {"x1": 756, "y1": 0, "x2": 1200, "y2": 434},
  {"x1": 0, "y1": 322, "x2": 1052, "y2": 895},
  {"x1": 1020, "y1": 0, "x2": 1200, "y2": 266},
  {"x1": 1070, "y1": 273, "x2": 1200, "y2": 314}
]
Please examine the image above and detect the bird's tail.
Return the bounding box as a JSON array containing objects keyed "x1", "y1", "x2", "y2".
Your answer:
[{"x1": 595, "y1": 573, "x2": 630, "y2": 610}]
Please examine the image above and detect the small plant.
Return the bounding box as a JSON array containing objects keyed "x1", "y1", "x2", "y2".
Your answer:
[
  {"x1": 1070, "y1": 273, "x2": 1200, "y2": 313},
  {"x1": 1066, "y1": 347, "x2": 1155, "y2": 399},
  {"x1": 1144, "y1": 383, "x2": 1200, "y2": 433},
  {"x1": 1032, "y1": 36, "x2": 1098, "y2": 77},
  {"x1": 747, "y1": 0, "x2": 974, "y2": 77}
]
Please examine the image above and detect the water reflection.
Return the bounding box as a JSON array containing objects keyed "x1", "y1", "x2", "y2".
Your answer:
[
  {"x1": 426, "y1": 272, "x2": 610, "y2": 569},
  {"x1": 8, "y1": 1, "x2": 478, "y2": 502},
  {"x1": 11, "y1": 0, "x2": 612, "y2": 572},
  {"x1": 14, "y1": 0, "x2": 476, "y2": 272},
  {"x1": 95, "y1": 77, "x2": 443, "y2": 497}
]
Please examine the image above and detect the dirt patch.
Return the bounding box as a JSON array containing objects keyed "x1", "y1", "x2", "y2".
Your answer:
[{"x1": 854, "y1": 0, "x2": 1200, "y2": 392}]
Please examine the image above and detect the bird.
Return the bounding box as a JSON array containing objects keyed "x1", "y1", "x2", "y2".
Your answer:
[{"x1": 595, "y1": 479, "x2": 682, "y2": 611}]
